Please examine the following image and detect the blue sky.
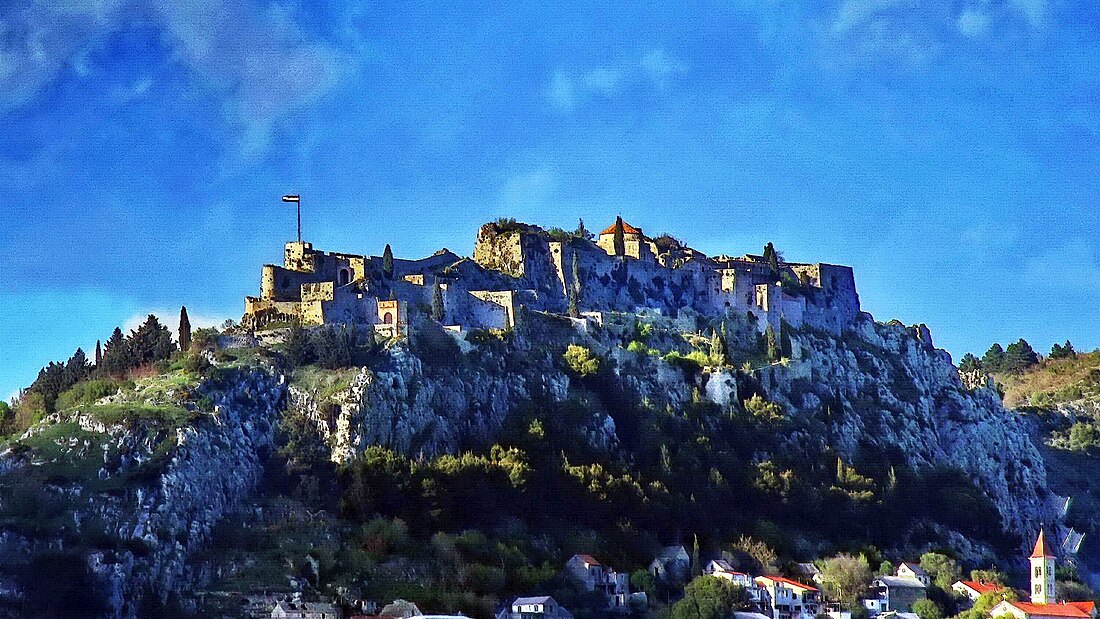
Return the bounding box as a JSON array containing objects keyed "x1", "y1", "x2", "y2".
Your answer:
[{"x1": 2, "y1": 0, "x2": 1099, "y2": 400}]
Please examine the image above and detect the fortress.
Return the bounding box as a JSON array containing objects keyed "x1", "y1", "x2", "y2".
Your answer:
[{"x1": 242, "y1": 218, "x2": 861, "y2": 336}]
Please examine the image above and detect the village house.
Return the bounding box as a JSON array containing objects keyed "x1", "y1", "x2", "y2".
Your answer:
[
  {"x1": 795, "y1": 563, "x2": 825, "y2": 586},
  {"x1": 496, "y1": 596, "x2": 574, "y2": 619},
  {"x1": 895, "y1": 564, "x2": 931, "y2": 587},
  {"x1": 564, "y1": 554, "x2": 631, "y2": 609},
  {"x1": 704, "y1": 561, "x2": 771, "y2": 610},
  {"x1": 755, "y1": 575, "x2": 820, "y2": 619},
  {"x1": 862, "y1": 576, "x2": 926, "y2": 615},
  {"x1": 953, "y1": 580, "x2": 1002, "y2": 602},
  {"x1": 991, "y1": 531, "x2": 1097, "y2": 619},
  {"x1": 272, "y1": 600, "x2": 342, "y2": 619},
  {"x1": 648, "y1": 546, "x2": 691, "y2": 583}
]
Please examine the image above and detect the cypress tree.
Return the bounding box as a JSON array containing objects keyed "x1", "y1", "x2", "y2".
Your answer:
[
  {"x1": 432, "y1": 281, "x2": 445, "y2": 322},
  {"x1": 575, "y1": 218, "x2": 592, "y2": 240},
  {"x1": 765, "y1": 325, "x2": 779, "y2": 362},
  {"x1": 613, "y1": 216, "x2": 626, "y2": 257},
  {"x1": 94, "y1": 340, "x2": 102, "y2": 367},
  {"x1": 764, "y1": 242, "x2": 779, "y2": 274},
  {"x1": 179, "y1": 306, "x2": 192, "y2": 354},
  {"x1": 691, "y1": 533, "x2": 701, "y2": 577},
  {"x1": 382, "y1": 244, "x2": 394, "y2": 279}
]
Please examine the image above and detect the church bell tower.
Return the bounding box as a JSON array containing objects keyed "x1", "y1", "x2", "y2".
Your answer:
[{"x1": 1030, "y1": 529, "x2": 1056, "y2": 604}]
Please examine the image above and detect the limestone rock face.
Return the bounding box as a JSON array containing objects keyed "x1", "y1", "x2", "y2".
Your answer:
[{"x1": 757, "y1": 315, "x2": 1055, "y2": 549}]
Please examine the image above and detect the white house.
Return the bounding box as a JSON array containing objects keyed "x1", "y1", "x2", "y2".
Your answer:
[
  {"x1": 649, "y1": 546, "x2": 691, "y2": 583},
  {"x1": 862, "y1": 577, "x2": 926, "y2": 615},
  {"x1": 272, "y1": 601, "x2": 341, "y2": 619},
  {"x1": 952, "y1": 580, "x2": 1001, "y2": 602},
  {"x1": 564, "y1": 554, "x2": 630, "y2": 609},
  {"x1": 496, "y1": 596, "x2": 574, "y2": 619},
  {"x1": 895, "y1": 564, "x2": 930, "y2": 587},
  {"x1": 755, "y1": 576, "x2": 820, "y2": 619}
]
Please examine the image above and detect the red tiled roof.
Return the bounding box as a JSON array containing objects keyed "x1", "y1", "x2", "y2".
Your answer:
[
  {"x1": 599, "y1": 221, "x2": 642, "y2": 236},
  {"x1": 1008, "y1": 602, "x2": 1092, "y2": 618},
  {"x1": 1067, "y1": 602, "x2": 1095, "y2": 615},
  {"x1": 574, "y1": 554, "x2": 601, "y2": 566},
  {"x1": 960, "y1": 581, "x2": 1001, "y2": 594},
  {"x1": 1031, "y1": 530, "x2": 1055, "y2": 558},
  {"x1": 756, "y1": 575, "x2": 819, "y2": 592}
]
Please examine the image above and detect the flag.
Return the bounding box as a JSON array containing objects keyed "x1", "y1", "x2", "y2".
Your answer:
[{"x1": 282, "y1": 195, "x2": 300, "y2": 203}]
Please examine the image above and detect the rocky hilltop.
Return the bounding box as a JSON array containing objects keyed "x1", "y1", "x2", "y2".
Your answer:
[{"x1": 0, "y1": 219, "x2": 1064, "y2": 617}]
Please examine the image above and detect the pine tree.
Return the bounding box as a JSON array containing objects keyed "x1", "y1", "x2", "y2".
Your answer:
[
  {"x1": 431, "y1": 281, "x2": 445, "y2": 322},
  {"x1": 102, "y1": 327, "x2": 129, "y2": 375},
  {"x1": 982, "y1": 343, "x2": 1006, "y2": 373},
  {"x1": 613, "y1": 216, "x2": 626, "y2": 257},
  {"x1": 1004, "y1": 339, "x2": 1039, "y2": 372},
  {"x1": 958, "y1": 352, "x2": 981, "y2": 372},
  {"x1": 1050, "y1": 340, "x2": 1076, "y2": 360},
  {"x1": 178, "y1": 306, "x2": 192, "y2": 354},
  {"x1": 131, "y1": 314, "x2": 175, "y2": 367},
  {"x1": 382, "y1": 244, "x2": 394, "y2": 279},
  {"x1": 284, "y1": 323, "x2": 315, "y2": 366}
]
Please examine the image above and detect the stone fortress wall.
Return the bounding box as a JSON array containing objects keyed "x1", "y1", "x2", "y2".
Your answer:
[{"x1": 243, "y1": 219, "x2": 861, "y2": 337}]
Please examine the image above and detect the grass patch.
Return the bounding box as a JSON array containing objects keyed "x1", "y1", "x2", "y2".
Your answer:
[
  {"x1": 996, "y1": 351, "x2": 1100, "y2": 409},
  {"x1": 291, "y1": 366, "x2": 359, "y2": 402},
  {"x1": 86, "y1": 403, "x2": 197, "y2": 428}
]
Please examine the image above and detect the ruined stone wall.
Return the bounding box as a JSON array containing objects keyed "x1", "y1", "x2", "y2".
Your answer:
[{"x1": 473, "y1": 228, "x2": 526, "y2": 278}]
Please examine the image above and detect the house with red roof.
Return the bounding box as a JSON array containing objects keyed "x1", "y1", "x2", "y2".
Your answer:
[
  {"x1": 952, "y1": 579, "x2": 1002, "y2": 602},
  {"x1": 990, "y1": 531, "x2": 1097, "y2": 619},
  {"x1": 595, "y1": 218, "x2": 658, "y2": 261},
  {"x1": 563, "y1": 554, "x2": 631, "y2": 610},
  {"x1": 755, "y1": 575, "x2": 820, "y2": 619}
]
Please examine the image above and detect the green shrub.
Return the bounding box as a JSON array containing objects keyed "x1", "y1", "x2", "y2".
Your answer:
[
  {"x1": 55, "y1": 380, "x2": 120, "y2": 410},
  {"x1": 564, "y1": 345, "x2": 600, "y2": 376}
]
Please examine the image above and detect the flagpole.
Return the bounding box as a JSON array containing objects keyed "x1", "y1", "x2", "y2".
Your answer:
[{"x1": 297, "y1": 196, "x2": 302, "y2": 243}]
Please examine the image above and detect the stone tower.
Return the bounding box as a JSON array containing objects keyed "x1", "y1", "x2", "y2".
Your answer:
[{"x1": 1030, "y1": 529, "x2": 1056, "y2": 604}]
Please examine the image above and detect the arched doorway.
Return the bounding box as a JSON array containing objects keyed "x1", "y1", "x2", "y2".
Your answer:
[
  {"x1": 383, "y1": 312, "x2": 394, "y2": 324},
  {"x1": 339, "y1": 269, "x2": 350, "y2": 285}
]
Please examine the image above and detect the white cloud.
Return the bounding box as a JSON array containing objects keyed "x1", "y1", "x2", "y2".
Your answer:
[
  {"x1": 548, "y1": 48, "x2": 683, "y2": 113},
  {"x1": 548, "y1": 71, "x2": 576, "y2": 112},
  {"x1": 832, "y1": 0, "x2": 911, "y2": 34},
  {"x1": 957, "y1": 9, "x2": 991, "y2": 38},
  {"x1": 498, "y1": 167, "x2": 558, "y2": 212},
  {"x1": 1010, "y1": 0, "x2": 1047, "y2": 29},
  {"x1": 123, "y1": 309, "x2": 230, "y2": 344},
  {"x1": 0, "y1": 0, "x2": 344, "y2": 160}
]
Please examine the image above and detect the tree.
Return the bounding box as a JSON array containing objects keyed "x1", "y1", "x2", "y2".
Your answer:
[
  {"x1": 692, "y1": 533, "x2": 702, "y2": 577},
  {"x1": 613, "y1": 216, "x2": 626, "y2": 257},
  {"x1": 563, "y1": 345, "x2": 600, "y2": 377},
  {"x1": 877, "y1": 560, "x2": 895, "y2": 577},
  {"x1": 710, "y1": 325, "x2": 728, "y2": 365},
  {"x1": 913, "y1": 599, "x2": 943, "y2": 619},
  {"x1": 284, "y1": 323, "x2": 315, "y2": 366},
  {"x1": 919, "y1": 552, "x2": 961, "y2": 592},
  {"x1": 1003, "y1": 339, "x2": 1039, "y2": 372},
  {"x1": 763, "y1": 242, "x2": 779, "y2": 274},
  {"x1": 765, "y1": 325, "x2": 779, "y2": 361},
  {"x1": 313, "y1": 325, "x2": 357, "y2": 369},
  {"x1": 432, "y1": 281, "x2": 445, "y2": 322},
  {"x1": 820, "y1": 554, "x2": 872, "y2": 609},
  {"x1": 569, "y1": 251, "x2": 582, "y2": 318},
  {"x1": 178, "y1": 306, "x2": 192, "y2": 353},
  {"x1": 969, "y1": 569, "x2": 1006, "y2": 586},
  {"x1": 575, "y1": 218, "x2": 593, "y2": 240},
  {"x1": 982, "y1": 344, "x2": 1006, "y2": 373},
  {"x1": 1050, "y1": 340, "x2": 1076, "y2": 360},
  {"x1": 729, "y1": 536, "x2": 777, "y2": 574},
  {"x1": 101, "y1": 327, "x2": 129, "y2": 375},
  {"x1": 958, "y1": 353, "x2": 981, "y2": 373},
  {"x1": 130, "y1": 315, "x2": 175, "y2": 367},
  {"x1": 94, "y1": 340, "x2": 102, "y2": 367},
  {"x1": 672, "y1": 576, "x2": 749, "y2": 619},
  {"x1": 382, "y1": 244, "x2": 394, "y2": 279}
]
